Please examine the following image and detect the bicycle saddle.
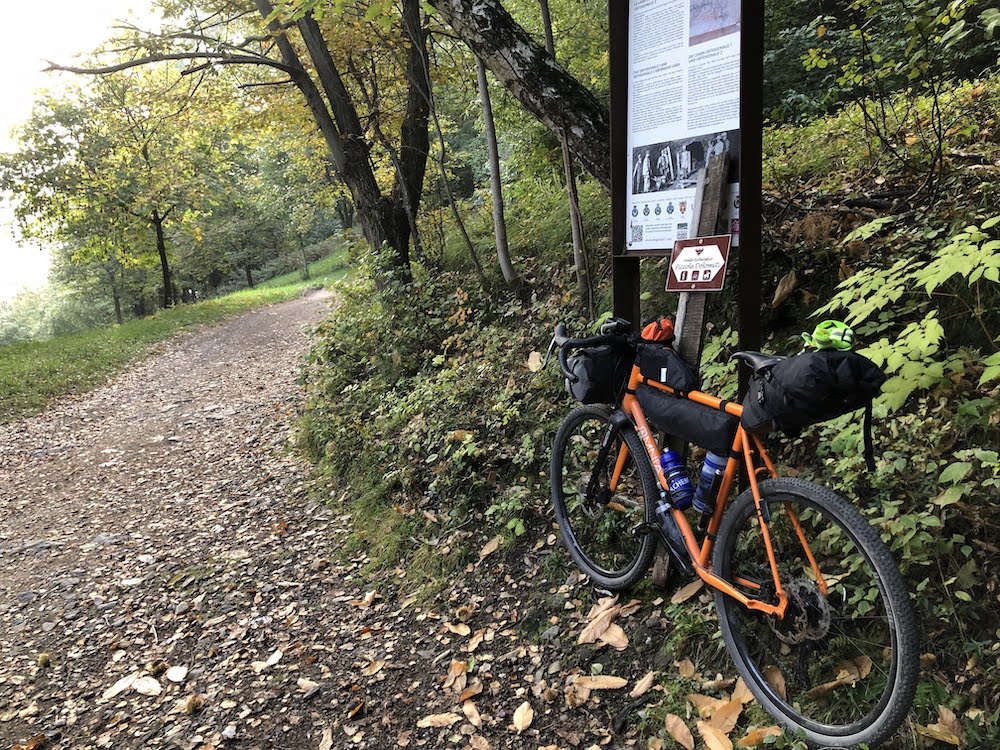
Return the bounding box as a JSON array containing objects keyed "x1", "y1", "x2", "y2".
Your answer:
[{"x1": 733, "y1": 350, "x2": 785, "y2": 376}]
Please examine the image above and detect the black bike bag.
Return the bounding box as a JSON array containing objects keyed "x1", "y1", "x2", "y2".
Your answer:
[{"x1": 636, "y1": 385, "x2": 738, "y2": 456}]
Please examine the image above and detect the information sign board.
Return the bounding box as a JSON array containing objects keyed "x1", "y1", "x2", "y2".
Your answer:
[
  {"x1": 624, "y1": 0, "x2": 741, "y2": 253},
  {"x1": 665, "y1": 235, "x2": 732, "y2": 292}
]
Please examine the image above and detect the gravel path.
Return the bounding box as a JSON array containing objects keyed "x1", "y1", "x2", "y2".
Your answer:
[
  {"x1": 0, "y1": 291, "x2": 347, "y2": 748},
  {"x1": 0, "y1": 290, "x2": 667, "y2": 750}
]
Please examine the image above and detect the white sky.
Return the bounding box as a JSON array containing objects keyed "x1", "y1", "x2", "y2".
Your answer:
[{"x1": 0, "y1": 0, "x2": 158, "y2": 302}]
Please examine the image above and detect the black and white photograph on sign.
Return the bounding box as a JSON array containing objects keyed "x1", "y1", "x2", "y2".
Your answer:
[
  {"x1": 630, "y1": 128, "x2": 739, "y2": 194},
  {"x1": 689, "y1": 0, "x2": 741, "y2": 46}
]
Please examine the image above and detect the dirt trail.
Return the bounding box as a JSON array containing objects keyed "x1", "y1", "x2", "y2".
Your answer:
[{"x1": 0, "y1": 290, "x2": 661, "y2": 750}]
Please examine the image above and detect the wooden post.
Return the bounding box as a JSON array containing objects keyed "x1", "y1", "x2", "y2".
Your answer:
[{"x1": 650, "y1": 151, "x2": 729, "y2": 588}]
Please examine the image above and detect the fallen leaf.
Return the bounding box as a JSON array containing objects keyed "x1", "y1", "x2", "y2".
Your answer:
[
  {"x1": 463, "y1": 700, "x2": 482, "y2": 728},
  {"x1": 578, "y1": 604, "x2": 621, "y2": 644},
  {"x1": 102, "y1": 672, "x2": 139, "y2": 700},
  {"x1": 349, "y1": 591, "x2": 378, "y2": 607},
  {"x1": 443, "y1": 659, "x2": 468, "y2": 691},
  {"x1": 512, "y1": 701, "x2": 534, "y2": 732},
  {"x1": 469, "y1": 736, "x2": 490, "y2": 750},
  {"x1": 319, "y1": 727, "x2": 334, "y2": 750},
  {"x1": 450, "y1": 429, "x2": 474, "y2": 442},
  {"x1": 763, "y1": 666, "x2": 786, "y2": 701},
  {"x1": 688, "y1": 692, "x2": 727, "y2": 718},
  {"x1": 697, "y1": 720, "x2": 734, "y2": 750},
  {"x1": 468, "y1": 629, "x2": 486, "y2": 652},
  {"x1": 677, "y1": 659, "x2": 696, "y2": 678},
  {"x1": 460, "y1": 680, "x2": 484, "y2": 702},
  {"x1": 598, "y1": 623, "x2": 629, "y2": 650},
  {"x1": 736, "y1": 726, "x2": 782, "y2": 747},
  {"x1": 702, "y1": 677, "x2": 735, "y2": 692},
  {"x1": 915, "y1": 724, "x2": 961, "y2": 745},
  {"x1": 416, "y1": 712, "x2": 462, "y2": 728},
  {"x1": 133, "y1": 676, "x2": 162, "y2": 697},
  {"x1": 297, "y1": 677, "x2": 320, "y2": 693},
  {"x1": 575, "y1": 675, "x2": 628, "y2": 690},
  {"x1": 527, "y1": 351, "x2": 543, "y2": 372},
  {"x1": 361, "y1": 660, "x2": 386, "y2": 676},
  {"x1": 478, "y1": 535, "x2": 502, "y2": 561},
  {"x1": 629, "y1": 671, "x2": 657, "y2": 698},
  {"x1": 671, "y1": 579, "x2": 704, "y2": 605},
  {"x1": 710, "y1": 699, "x2": 743, "y2": 734},
  {"x1": 664, "y1": 714, "x2": 695, "y2": 750},
  {"x1": 772, "y1": 270, "x2": 798, "y2": 308},
  {"x1": 445, "y1": 621, "x2": 472, "y2": 636},
  {"x1": 731, "y1": 677, "x2": 754, "y2": 704}
]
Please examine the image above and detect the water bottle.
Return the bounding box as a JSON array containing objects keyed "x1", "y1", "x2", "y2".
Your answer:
[
  {"x1": 693, "y1": 452, "x2": 727, "y2": 515},
  {"x1": 659, "y1": 450, "x2": 693, "y2": 510}
]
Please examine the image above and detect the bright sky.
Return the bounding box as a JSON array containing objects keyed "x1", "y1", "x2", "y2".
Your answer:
[{"x1": 0, "y1": 0, "x2": 158, "y2": 302}]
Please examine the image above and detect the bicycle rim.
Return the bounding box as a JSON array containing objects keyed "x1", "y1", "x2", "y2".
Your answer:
[
  {"x1": 551, "y1": 405, "x2": 657, "y2": 591},
  {"x1": 714, "y1": 478, "x2": 918, "y2": 748}
]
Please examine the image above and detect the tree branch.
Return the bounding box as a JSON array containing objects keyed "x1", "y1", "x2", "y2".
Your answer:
[{"x1": 45, "y1": 52, "x2": 301, "y2": 78}]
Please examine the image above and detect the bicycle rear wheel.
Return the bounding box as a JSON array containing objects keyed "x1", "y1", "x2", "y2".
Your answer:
[
  {"x1": 713, "y1": 478, "x2": 918, "y2": 748},
  {"x1": 551, "y1": 405, "x2": 658, "y2": 591}
]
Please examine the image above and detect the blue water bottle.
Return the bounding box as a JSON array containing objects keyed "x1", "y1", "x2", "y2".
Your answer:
[
  {"x1": 659, "y1": 450, "x2": 693, "y2": 510},
  {"x1": 693, "y1": 452, "x2": 727, "y2": 515}
]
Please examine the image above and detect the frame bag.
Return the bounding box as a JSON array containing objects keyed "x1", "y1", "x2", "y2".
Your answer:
[
  {"x1": 565, "y1": 342, "x2": 633, "y2": 405},
  {"x1": 637, "y1": 385, "x2": 738, "y2": 456},
  {"x1": 741, "y1": 349, "x2": 886, "y2": 469}
]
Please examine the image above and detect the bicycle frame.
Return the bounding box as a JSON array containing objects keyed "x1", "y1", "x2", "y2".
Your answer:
[{"x1": 615, "y1": 364, "x2": 828, "y2": 619}]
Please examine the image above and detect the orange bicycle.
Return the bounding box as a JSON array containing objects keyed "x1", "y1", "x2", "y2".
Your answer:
[{"x1": 548, "y1": 320, "x2": 918, "y2": 748}]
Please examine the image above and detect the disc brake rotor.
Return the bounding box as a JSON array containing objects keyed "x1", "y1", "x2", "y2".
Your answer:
[{"x1": 769, "y1": 578, "x2": 832, "y2": 645}]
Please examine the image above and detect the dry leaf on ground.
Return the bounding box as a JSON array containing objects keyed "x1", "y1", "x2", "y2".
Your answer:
[
  {"x1": 710, "y1": 699, "x2": 743, "y2": 734},
  {"x1": 478, "y1": 535, "x2": 502, "y2": 562},
  {"x1": 630, "y1": 671, "x2": 657, "y2": 698},
  {"x1": 697, "y1": 720, "x2": 734, "y2": 750},
  {"x1": 527, "y1": 351, "x2": 543, "y2": 372},
  {"x1": 676, "y1": 658, "x2": 696, "y2": 678},
  {"x1": 688, "y1": 692, "x2": 728, "y2": 718},
  {"x1": 671, "y1": 579, "x2": 704, "y2": 604},
  {"x1": 736, "y1": 726, "x2": 782, "y2": 747},
  {"x1": 664, "y1": 714, "x2": 695, "y2": 750},
  {"x1": 575, "y1": 675, "x2": 628, "y2": 690},
  {"x1": 416, "y1": 713, "x2": 462, "y2": 728},
  {"x1": 512, "y1": 701, "x2": 534, "y2": 732},
  {"x1": 463, "y1": 700, "x2": 482, "y2": 728},
  {"x1": 731, "y1": 677, "x2": 754, "y2": 704},
  {"x1": 598, "y1": 622, "x2": 629, "y2": 650}
]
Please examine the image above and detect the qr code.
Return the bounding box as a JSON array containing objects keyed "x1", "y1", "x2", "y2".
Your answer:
[
  {"x1": 630, "y1": 225, "x2": 643, "y2": 243},
  {"x1": 677, "y1": 223, "x2": 689, "y2": 240}
]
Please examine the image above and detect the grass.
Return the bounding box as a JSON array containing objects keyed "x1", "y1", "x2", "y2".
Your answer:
[{"x1": 0, "y1": 248, "x2": 351, "y2": 425}]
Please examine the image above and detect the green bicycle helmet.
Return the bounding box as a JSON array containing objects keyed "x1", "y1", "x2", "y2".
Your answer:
[{"x1": 801, "y1": 319, "x2": 854, "y2": 351}]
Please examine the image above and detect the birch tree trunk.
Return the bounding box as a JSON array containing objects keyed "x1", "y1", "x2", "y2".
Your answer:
[
  {"x1": 426, "y1": 0, "x2": 611, "y2": 191},
  {"x1": 476, "y1": 57, "x2": 516, "y2": 284}
]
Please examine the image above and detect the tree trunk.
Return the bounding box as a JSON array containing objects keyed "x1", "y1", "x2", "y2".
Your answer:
[
  {"x1": 476, "y1": 58, "x2": 516, "y2": 284},
  {"x1": 426, "y1": 0, "x2": 610, "y2": 191},
  {"x1": 539, "y1": 0, "x2": 591, "y2": 308},
  {"x1": 152, "y1": 208, "x2": 172, "y2": 308},
  {"x1": 251, "y1": 0, "x2": 431, "y2": 284},
  {"x1": 113, "y1": 291, "x2": 123, "y2": 325},
  {"x1": 245, "y1": 266, "x2": 255, "y2": 288}
]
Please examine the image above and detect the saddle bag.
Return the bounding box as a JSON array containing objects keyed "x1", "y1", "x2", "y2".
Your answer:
[{"x1": 741, "y1": 349, "x2": 886, "y2": 469}]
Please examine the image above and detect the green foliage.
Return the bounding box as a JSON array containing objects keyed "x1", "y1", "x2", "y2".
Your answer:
[
  {"x1": 299, "y1": 252, "x2": 582, "y2": 573},
  {"x1": 817, "y1": 215, "x2": 1000, "y2": 409}
]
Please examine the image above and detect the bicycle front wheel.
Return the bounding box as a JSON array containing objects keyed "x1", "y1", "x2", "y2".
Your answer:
[
  {"x1": 551, "y1": 405, "x2": 658, "y2": 591},
  {"x1": 713, "y1": 478, "x2": 918, "y2": 748}
]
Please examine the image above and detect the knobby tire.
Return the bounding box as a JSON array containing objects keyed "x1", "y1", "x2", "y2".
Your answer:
[
  {"x1": 713, "y1": 478, "x2": 918, "y2": 748},
  {"x1": 551, "y1": 405, "x2": 658, "y2": 591}
]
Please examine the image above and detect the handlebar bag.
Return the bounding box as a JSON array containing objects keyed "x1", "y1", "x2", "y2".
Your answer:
[
  {"x1": 637, "y1": 385, "x2": 738, "y2": 456},
  {"x1": 741, "y1": 349, "x2": 886, "y2": 435},
  {"x1": 565, "y1": 342, "x2": 634, "y2": 405},
  {"x1": 638, "y1": 342, "x2": 700, "y2": 393}
]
